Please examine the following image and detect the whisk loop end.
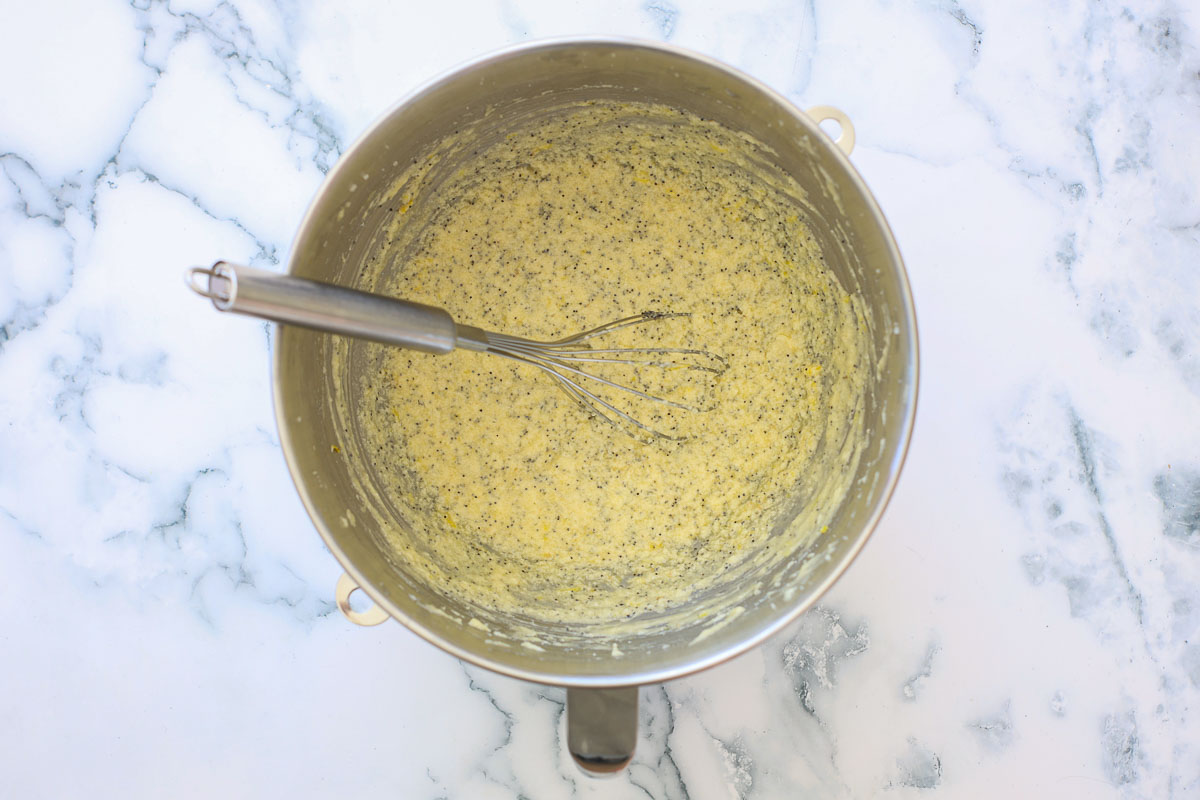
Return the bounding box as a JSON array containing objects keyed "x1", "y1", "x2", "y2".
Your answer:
[{"x1": 460, "y1": 311, "x2": 728, "y2": 441}]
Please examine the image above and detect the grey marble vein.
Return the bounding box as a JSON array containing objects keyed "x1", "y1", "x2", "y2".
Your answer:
[
  {"x1": 629, "y1": 686, "x2": 691, "y2": 800},
  {"x1": 892, "y1": 737, "x2": 943, "y2": 790},
  {"x1": 643, "y1": 1, "x2": 679, "y2": 40},
  {"x1": 1068, "y1": 405, "x2": 1146, "y2": 629},
  {"x1": 1101, "y1": 710, "x2": 1143, "y2": 787},
  {"x1": 967, "y1": 700, "x2": 1015, "y2": 753},
  {"x1": 902, "y1": 641, "x2": 939, "y2": 701},
  {"x1": 1156, "y1": 465, "x2": 1200, "y2": 546},
  {"x1": 130, "y1": 0, "x2": 343, "y2": 173}
]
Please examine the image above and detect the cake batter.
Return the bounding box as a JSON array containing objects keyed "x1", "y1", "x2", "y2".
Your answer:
[{"x1": 347, "y1": 102, "x2": 870, "y2": 628}]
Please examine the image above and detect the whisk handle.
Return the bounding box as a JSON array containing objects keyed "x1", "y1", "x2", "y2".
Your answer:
[{"x1": 186, "y1": 261, "x2": 459, "y2": 354}]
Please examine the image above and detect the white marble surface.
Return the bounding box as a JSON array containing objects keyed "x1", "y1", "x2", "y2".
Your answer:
[{"x1": 2, "y1": 0, "x2": 1198, "y2": 797}]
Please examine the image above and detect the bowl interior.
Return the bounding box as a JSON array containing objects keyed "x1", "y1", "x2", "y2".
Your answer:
[{"x1": 275, "y1": 40, "x2": 917, "y2": 685}]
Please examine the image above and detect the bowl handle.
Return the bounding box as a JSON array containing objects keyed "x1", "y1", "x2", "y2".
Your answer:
[
  {"x1": 806, "y1": 105, "x2": 856, "y2": 156},
  {"x1": 335, "y1": 572, "x2": 390, "y2": 626},
  {"x1": 567, "y1": 687, "x2": 638, "y2": 776}
]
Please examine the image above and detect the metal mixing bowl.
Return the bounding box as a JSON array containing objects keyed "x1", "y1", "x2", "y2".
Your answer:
[{"x1": 272, "y1": 38, "x2": 917, "y2": 772}]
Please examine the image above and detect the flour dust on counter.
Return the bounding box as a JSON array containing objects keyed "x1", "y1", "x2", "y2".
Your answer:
[{"x1": 336, "y1": 101, "x2": 871, "y2": 630}]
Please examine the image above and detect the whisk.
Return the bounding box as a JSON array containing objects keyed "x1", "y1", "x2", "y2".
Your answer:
[{"x1": 187, "y1": 262, "x2": 726, "y2": 440}]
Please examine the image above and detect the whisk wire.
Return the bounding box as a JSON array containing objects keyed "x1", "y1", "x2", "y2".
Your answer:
[
  {"x1": 497, "y1": 346, "x2": 697, "y2": 411},
  {"x1": 489, "y1": 341, "x2": 727, "y2": 373},
  {"x1": 487, "y1": 348, "x2": 685, "y2": 441},
  {"x1": 477, "y1": 311, "x2": 727, "y2": 440},
  {"x1": 540, "y1": 312, "x2": 692, "y2": 347}
]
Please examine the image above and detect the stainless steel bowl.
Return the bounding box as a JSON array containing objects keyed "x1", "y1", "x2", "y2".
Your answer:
[{"x1": 272, "y1": 38, "x2": 917, "y2": 773}]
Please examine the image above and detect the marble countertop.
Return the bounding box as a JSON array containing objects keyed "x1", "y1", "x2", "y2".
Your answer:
[{"x1": 2, "y1": 1, "x2": 1198, "y2": 797}]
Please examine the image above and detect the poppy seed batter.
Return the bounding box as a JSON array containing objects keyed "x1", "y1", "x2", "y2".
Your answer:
[{"x1": 346, "y1": 102, "x2": 870, "y2": 629}]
